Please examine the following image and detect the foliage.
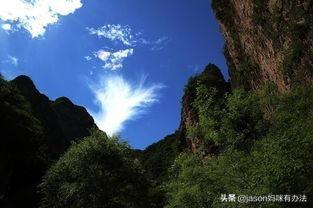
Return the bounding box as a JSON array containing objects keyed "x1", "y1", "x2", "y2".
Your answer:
[
  {"x1": 187, "y1": 80, "x2": 267, "y2": 151},
  {"x1": 139, "y1": 133, "x2": 186, "y2": 208},
  {"x1": 141, "y1": 133, "x2": 186, "y2": 184},
  {"x1": 187, "y1": 84, "x2": 223, "y2": 144},
  {"x1": 220, "y1": 89, "x2": 268, "y2": 152},
  {"x1": 184, "y1": 64, "x2": 230, "y2": 152},
  {"x1": 165, "y1": 85, "x2": 313, "y2": 207},
  {"x1": 39, "y1": 130, "x2": 157, "y2": 208},
  {"x1": 164, "y1": 153, "x2": 212, "y2": 208}
]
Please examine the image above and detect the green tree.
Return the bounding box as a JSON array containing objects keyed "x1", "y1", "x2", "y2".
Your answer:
[
  {"x1": 220, "y1": 89, "x2": 267, "y2": 152},
  {"x1": 249, "y1": 86, "x2": 313, "y2": 206},
  {"x1": 164, "y1": 153, "x2": 213, "y2": 208},
  {"x1": 39, "y1": 130, "x2": 156, "y2": 208}
]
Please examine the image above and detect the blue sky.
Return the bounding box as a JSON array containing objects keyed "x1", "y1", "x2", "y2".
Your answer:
[{"x1": 0, "y1": 0, "x2": 228, "y2": 149}]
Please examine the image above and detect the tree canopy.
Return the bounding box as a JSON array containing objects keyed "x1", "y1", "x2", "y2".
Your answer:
[{"x1": 40, "y1": 130, "x2": 157, "y2": 208}]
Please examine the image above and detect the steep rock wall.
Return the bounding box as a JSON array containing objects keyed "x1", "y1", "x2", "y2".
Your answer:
[{"x1": 212, "y1": 0, "x2": 313, "y2": 91}]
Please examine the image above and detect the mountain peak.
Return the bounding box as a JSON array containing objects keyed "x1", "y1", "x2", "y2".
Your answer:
[
  {"x1": 54, "y1": 97, "x2": 75, "y2": 107},
  {"x1": 12, "y1": 75, "x2": 37, "y2": 92}
]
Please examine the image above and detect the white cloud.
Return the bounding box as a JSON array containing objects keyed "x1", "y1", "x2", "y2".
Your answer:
[
  {"x1": 88, "y1": 24, "x2": 169, "y2": 50},
  {"x1": 1, "y1": 56, "x2": 20, "y2": 79},
  {"x1": 0, "y1": 0, "x2": 83, "y2": 38},
  {"x1": 1, "y1": 23, "x2": 11, "y2": 31},
  {"x1": 86, "y1": 25, "x2": 169, "y2": 70},
  {"x1": 2, "y1": 55, "x2": 19, "y2": 66},
  {"x1": 8, "y1": 56, "x2": 18, "y2": 66},
  {"x1": 89, "y1": 75, "x2": 163, "y2": 136},
  {"x1": 94, "y1": 48, "x2": 134, "y2": 71},
  {"x1": 84, "y1": 55, "x2": 92, "y2": 61},
  {"x1": 87, "y1": 24, "x2": 134, "y2": 46}
]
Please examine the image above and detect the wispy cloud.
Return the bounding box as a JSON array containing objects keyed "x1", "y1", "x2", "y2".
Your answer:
[
  {"x1": 94, "y1": 49, "x2": 134, "y2": 70},
  {"x1": 89, "y1": 75, "x2": 163, "y2": 136},
  {"x1": 1, "y1": 56, "x2": 20, "y2": 79},
  {"x1": 88, "y1": 24, "x2": 169, "y2": 50},
  {"x1": 84, "y1": 56, "x2": 92, "y2": 61},
  {"x1": 87, "y1": 24, "x2": 134, "y2": 46},
  {"x1": 143, "y1": 36, "x2": 170, "y2": 51},
  {"x1": 0, "y1": 0, "x2": 83, "y2": 38},
  {"x1": 8, "y1": 56, "x2": 18, "y2": 66},
  {"x1": 2, "y1": 55, "x2": 19, "y2": 66}
]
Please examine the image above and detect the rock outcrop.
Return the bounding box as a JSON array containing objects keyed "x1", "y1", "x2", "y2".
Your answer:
[
  {"x1": 212, "y1": 0, "x2": 313, "y2": 91},
  {"x1": 179, "y1": 64, "x2": 230, "y2": 153}
]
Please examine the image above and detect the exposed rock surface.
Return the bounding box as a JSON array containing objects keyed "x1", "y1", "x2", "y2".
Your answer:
[{"x1": 212, "y1": 0, "x2": 313, "y2": 91}]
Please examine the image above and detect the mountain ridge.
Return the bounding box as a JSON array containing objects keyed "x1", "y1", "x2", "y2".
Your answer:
[{"x1": 0, "y1": 75, "x2": 96, "y2": 207}]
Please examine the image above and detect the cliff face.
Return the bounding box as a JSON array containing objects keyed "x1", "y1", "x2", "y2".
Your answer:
[
  {"x1": 212, "y1": 0, "x2": 313, "y2": 91},
  {"x1": 0, "y1": 76, "x2": 96, "y2": 208},
  {"x1": 143, "y1": 0, "x2": 313, "y2": 178}
]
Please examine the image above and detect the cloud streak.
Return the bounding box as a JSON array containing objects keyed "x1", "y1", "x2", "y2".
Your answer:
[
  {"x1": 7, "y1": 56, "x2": 18, "y2": 66},
  {"x1": 2, "y1": 55, "x2": 19, "y2": 66},
  {"x1": 88, "y1": 24, "x2": 169, "y2": 49},
  {"x1": 0, "y1": 0, "x2": 83, "y2": 38},
  {"x1": 89, "y1": 75, "x2": 163, "y2": 136},
  {"x1": 142, "y1": 36, "x2": 170, "y2": 51}
]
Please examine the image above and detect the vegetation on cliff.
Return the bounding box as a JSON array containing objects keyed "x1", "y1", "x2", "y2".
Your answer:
[{"x1": 164, "y1": 78, "x2": 313, "y2": 207}]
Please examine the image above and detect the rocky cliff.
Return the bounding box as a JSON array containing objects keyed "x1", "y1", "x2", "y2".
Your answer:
[
  {"x1": 179, "y1": 64, "x2": 230, "y2": 153},
  {"x1": 212, "y1": 0, "x2": 313, "y2": 91},
  {"x1": 143, "y1": 0, "x2": 313, "y2": 176}
]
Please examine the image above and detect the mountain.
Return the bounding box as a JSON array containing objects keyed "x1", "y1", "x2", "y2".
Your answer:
[
  {"x1": 143, "y1": 1, "x2": 313, "y2": 207},
  {"x1": 212, "y1": 0, "x2": 313, "y2": 91},
  {"x1": 0, "y1": 75, "x2": 96, "y2": 208},
  {"x1": 140, "y1": 64, "x2": 229, "y2": 180}
]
